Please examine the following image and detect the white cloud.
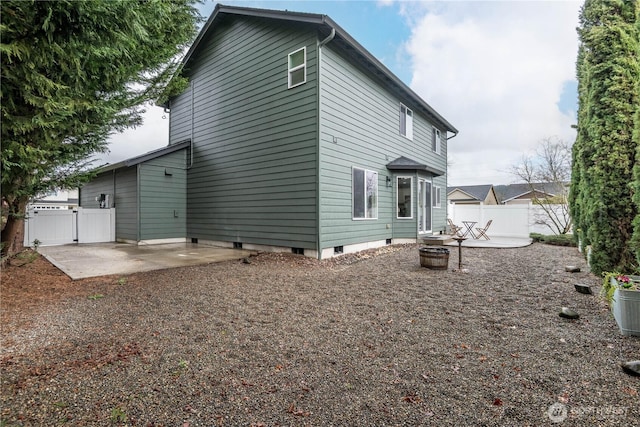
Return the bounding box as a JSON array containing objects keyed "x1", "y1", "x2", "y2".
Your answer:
[
  {"x1": 97, "y1": 107, "x2": 170, "y2": 166},
  {"x1": 403, "y1": 1, "x2": 581, "y2": 185}
]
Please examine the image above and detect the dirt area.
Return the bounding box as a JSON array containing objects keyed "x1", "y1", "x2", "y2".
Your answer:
[
  {"x1": 1, "y1": 244, "x2": 638, "y2": 426},
  {"x1": 1, "y1": 251, "x2": 112, "y2": 329}
]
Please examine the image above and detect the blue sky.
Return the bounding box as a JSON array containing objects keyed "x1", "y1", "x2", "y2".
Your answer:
[{"x1": 104, "y1": 0, "x2": 581, "y2": 185}]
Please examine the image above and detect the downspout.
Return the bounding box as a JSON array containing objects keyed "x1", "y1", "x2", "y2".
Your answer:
[
  {"x1": 445, "y1": 130, "x2": 457, "y2": 235},
  {"x1": 136, "y1": 164, "x2": 141, "y2": 243},
  {"x1": 165, "y1": 106, "x2": 171, "y2": 142},
  {"x1": 319, "y1": 27, "x2": 335, "y2": 47},
  {"x1": 113, "y1": 169, "x2": 116, "y2": 241},
  {"x1": 316, "y1": 25, "x2": 336, "y2": 259},
  {"x1": 188, "y1": 80, "x2": 195, "y2": 169}
]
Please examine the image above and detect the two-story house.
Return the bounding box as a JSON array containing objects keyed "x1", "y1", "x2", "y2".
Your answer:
[{"x1": 80, "y1": 4, "x2": 457, "y2": 259}]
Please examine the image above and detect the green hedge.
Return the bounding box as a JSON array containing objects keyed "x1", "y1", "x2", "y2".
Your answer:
[{"x1": 530, "y1": 233, "x2": 576, "y2": 247}]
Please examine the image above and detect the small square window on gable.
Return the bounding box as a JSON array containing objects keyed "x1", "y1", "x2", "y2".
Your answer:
[
  {"x1": 288, "y1": 47, "x2": 306, "y2": 88},
  {"x1": 432, "y1": 127, "x2": 441, "y2": 154},
  {"x1": 400, "y1": 104, "x2": 413, "y2": 140}
]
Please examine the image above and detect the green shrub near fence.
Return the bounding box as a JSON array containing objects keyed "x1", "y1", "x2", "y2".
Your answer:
[{"x1": 530, "y1": 233, "x2": 576, "y2": 247}]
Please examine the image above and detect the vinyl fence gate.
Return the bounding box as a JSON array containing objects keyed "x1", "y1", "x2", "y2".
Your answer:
[{"x1": 23, "y1": 208, "x2": 115, "y2": 247}]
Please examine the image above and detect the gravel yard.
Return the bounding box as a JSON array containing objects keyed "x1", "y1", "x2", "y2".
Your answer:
[{"x1": 1, "y1": 243, "x2": 638, "y2": 426}]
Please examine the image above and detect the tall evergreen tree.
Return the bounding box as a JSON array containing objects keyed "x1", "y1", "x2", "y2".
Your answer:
[
  {"x1": 1, "y1": 0, "x2": 200, "y2": 258},
  {"x1": 633, "y1": 105, "x2": 640, "y2": 267},
  {"x1": 632, "y1": 7, "x2": 640, "y2": 267},
  {"x1": 569, "y1": 45, "x2": 589, "y2": 251},
  {"x1": 572, "y1": 0, "x2": 639, "y2": 275}
]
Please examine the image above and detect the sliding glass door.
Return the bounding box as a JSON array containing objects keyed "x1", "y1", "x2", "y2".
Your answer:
[{"x1": 417, "y1": 178, "x2": 432, "y2": 234}]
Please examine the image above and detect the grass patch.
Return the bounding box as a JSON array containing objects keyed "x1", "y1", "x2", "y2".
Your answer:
[
  {"x1": 110, "y1": 407, "x2": 127, "y2": 424},
  {"x1": 5, "y1": 249, "x2": 40, "y2": 267}
]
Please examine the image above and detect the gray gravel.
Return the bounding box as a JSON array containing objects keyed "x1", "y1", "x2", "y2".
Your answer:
[{"x1": 2, "y1": 243, "x2": 639, "y2": 426}]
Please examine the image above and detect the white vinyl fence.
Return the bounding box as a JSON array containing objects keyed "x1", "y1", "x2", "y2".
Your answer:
[
  {"x1": 449, "y1": 204, "x2": 570, "y2": 238},
  {"x1": 23, "y1": 208, "x2": 115, "y2": 247}
]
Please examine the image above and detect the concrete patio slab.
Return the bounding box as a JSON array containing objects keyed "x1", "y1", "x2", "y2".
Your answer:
[
  {"x1": 444, "y1": 236, "x2": 532, "y2": 248},
  {"x1": 38, "y1": 242, "x2": 254, "y2": 280}
]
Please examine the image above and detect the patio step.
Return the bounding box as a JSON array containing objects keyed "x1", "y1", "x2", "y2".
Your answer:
[{"x1": 421, "y1": 235, "x2": 455, "y2": 246}]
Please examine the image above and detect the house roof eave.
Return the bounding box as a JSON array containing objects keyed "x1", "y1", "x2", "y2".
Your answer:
[
  {"x1": 386, "y1": 156, "x2": 445, "y2": 177},
  {"x1": 94, "y1": 140, "x2": 191, "y2": 174},
  {"x1": 173, "y1": 4, "x2": 458, "y2": 134}
]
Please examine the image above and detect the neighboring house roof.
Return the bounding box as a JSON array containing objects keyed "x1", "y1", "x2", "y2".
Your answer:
[
  {"x1": 95, "y1": 140, "x2": 191, "y2": 173},
  {"x1": 447, "y1": 185, "x2": 494, "y2": 202},
  {"x1": 30, "y1": 189, "x2": 79, "y2": 206},
  {"x1": 172, "y1": 4, "x2": 458, "y2": 135},
  {"x1": 494, "y1": 182, "x2": 566, "y2": 203},
  {"x1": 386, "y1": 156, "x2": 444, "y2": 176}
]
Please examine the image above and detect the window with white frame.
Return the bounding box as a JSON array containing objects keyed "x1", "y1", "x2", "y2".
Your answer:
[
  {"x1": 432, "y1": 185, "x2": 442, "y2": 208},
  {"x1": 397, "y1": 177, "x2": 413, "y2": 219},
  {"x1": 400, "y1": 104, "x2": 413, "y2": 140},
  {"x1": 288, "y1": 47, "x2": 306, "y2": 88},
  {"x1": 353, "y1": 167, "x2": 378, "y2": 219},
  {"x1": 432, "y1": 127, "x2": 441, "y2": 154}
]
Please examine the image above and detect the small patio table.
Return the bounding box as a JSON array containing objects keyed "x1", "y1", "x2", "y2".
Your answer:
[{"x1": 461, "y1": 221, "x2": 477, "y2": 239}]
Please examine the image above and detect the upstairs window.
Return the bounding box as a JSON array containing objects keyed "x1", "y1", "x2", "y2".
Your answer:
[
  {"x1": 432, "y1": 127, "x2": 441, "y2": 154},
  {"x1": 400, "y1": 104, "x2": 413, "y2": 140},
  {"x1": 288, "y1": 47, "x2": 306, "y2": 88},
  {"x1": 353, "y1": 167, "x2": 378, "y2": 220}
]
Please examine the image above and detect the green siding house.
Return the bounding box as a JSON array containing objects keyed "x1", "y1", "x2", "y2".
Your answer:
[{"x1": 83, "y1": 4, "x2": 457, "y2": 258}]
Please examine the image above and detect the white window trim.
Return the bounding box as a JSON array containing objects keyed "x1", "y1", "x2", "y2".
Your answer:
[
  {"x1": 400, "y1": 104, "x2": 413, "y2": 140},
  {"x1": 432, "y1": 127, "x2": 441, "y2": 154},
  {"x1": 396, "y1": 176, "x2": 413, "y2": 219},
  {"x1": 352, "y1": 167, "x2": 378, "y2": 220},
  {"x1": 433, "y1": 185, "x2": 442, "y2": 208},
  {"x1": 288, "y1": 46, "x2": 306, "y2": 89}
]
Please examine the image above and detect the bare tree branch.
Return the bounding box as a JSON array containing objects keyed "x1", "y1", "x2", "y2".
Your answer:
[{"x1": 510, "y1": 137, "x2": 572, "y2": 235}]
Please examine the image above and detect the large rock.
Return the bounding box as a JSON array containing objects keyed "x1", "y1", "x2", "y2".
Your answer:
[
  {"x1": 621, "y1": 360, "x2": 640, "y2": 377},
  {"x1": 574, "y1": 284, "x2": 593, "y2": 295},
  {"x1": 559, "y1": 307, "x2": 579, "y2": 319}
]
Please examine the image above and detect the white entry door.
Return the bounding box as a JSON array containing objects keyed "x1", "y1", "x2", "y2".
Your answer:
[{"x1": 418, "y1": 179, "x2": 432, "y2": 234}]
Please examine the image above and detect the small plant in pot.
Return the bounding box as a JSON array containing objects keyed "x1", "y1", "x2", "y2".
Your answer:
[
  {"x1": 602, "y1": 273, "x2": 639, "y2": 302},
  {"x1": 602, "y1": 272, "x2": 640, "y2": 337}
]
